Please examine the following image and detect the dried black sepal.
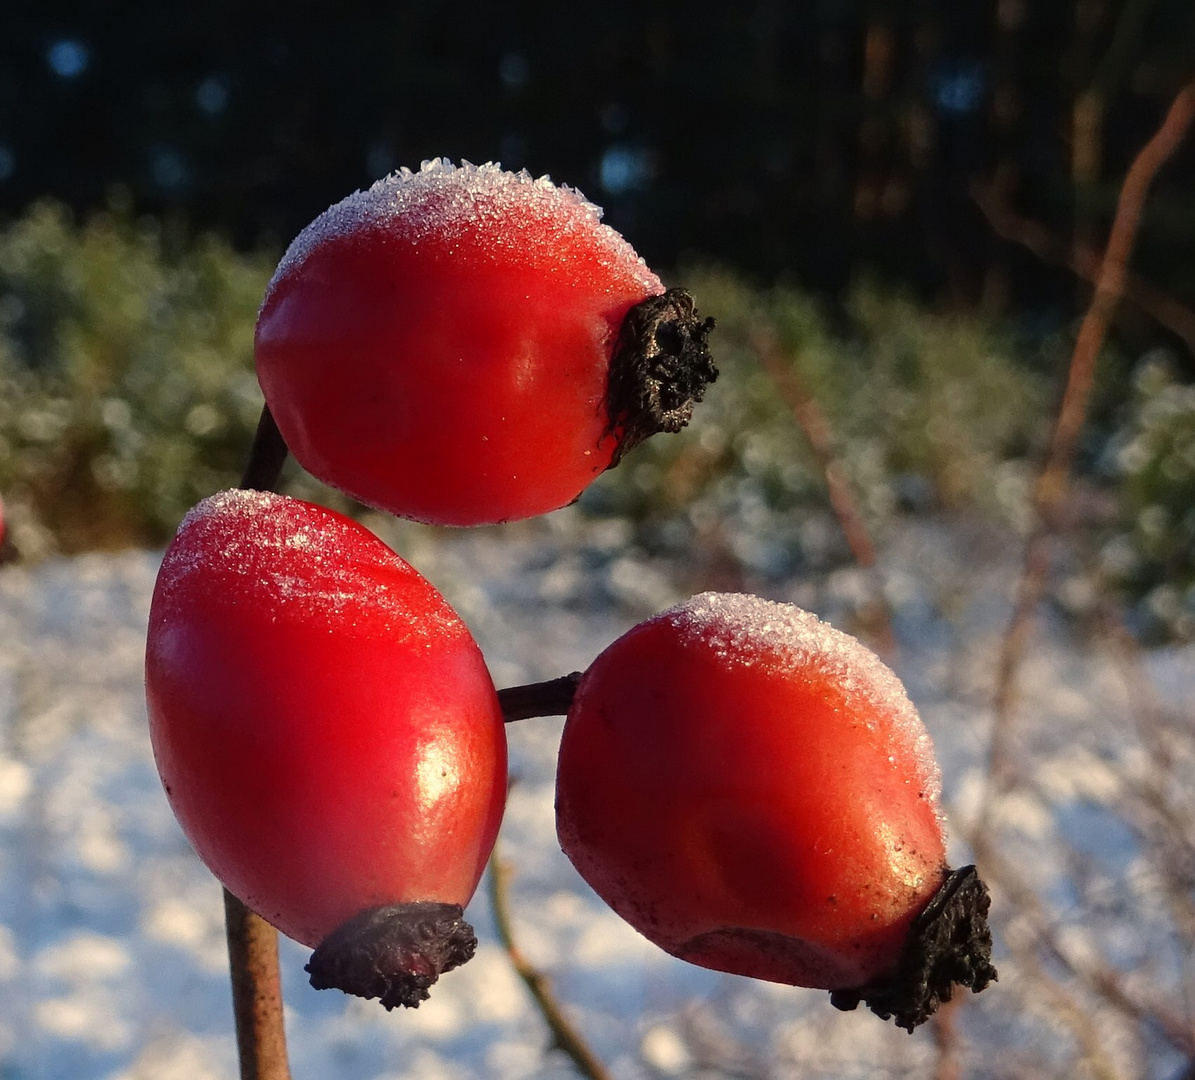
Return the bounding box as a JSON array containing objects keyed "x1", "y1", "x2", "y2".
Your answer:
[
  {"x1": 605, "y1": 287, "x2": 717, "y2": 463},
  {"x1": 306, "y1": 901, "x2": 477, "y2": 1010},
  {"x1": 829, "y1": 865, "x2": 997, "y2": 1032}
]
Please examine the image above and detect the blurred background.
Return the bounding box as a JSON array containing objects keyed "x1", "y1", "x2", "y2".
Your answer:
[
  {"x1": 1, "y1": 2, "x2": 1195, "y2": 1079},
  {"x1": 1, "y1": 0, "x2": 1194, "y2": 637}
]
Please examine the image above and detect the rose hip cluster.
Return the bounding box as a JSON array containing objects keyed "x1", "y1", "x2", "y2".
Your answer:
[{"x1": 145, "y1": 159, "x2": 994, "y2": 1029}]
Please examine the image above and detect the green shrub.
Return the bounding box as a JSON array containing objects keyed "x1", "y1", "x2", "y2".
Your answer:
[
  {"x1": 0, "y1": 203, "x2": 1093, "y2": 601},
  {"x1": 0, "y1": 201, "x2": 273, "y2": 551},
  {"x1": 1102, "y1": 355, "x2": 1195, "y2": 641},
  {"x1": 580, "y1": 270, "x2": 1051, "y2": 576}
]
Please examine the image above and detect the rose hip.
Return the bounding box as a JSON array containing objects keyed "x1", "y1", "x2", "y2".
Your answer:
[{"x1": 555, "y1": 592, "x2": 995, "y2": 1030}]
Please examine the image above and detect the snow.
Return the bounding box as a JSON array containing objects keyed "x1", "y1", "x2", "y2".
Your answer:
[{"x1": 2, "y1": 509, "x2": 1193, "y2": 1078}]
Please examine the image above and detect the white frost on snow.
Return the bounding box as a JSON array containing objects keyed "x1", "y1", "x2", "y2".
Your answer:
[{"x1": 0, "y1": 511, "x2": 1192, "y2": 1078}]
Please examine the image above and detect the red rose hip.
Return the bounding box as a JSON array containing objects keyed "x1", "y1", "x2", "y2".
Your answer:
[
  {"x1": 254, "y1": 158, "x2": 715, "y2": 526},
  {"x1": 555, "y1": 592, "x2": 994, "y2": 1029},
  {"x1": 145, "y1": 490, "x2": 507, "y2": 1006}
]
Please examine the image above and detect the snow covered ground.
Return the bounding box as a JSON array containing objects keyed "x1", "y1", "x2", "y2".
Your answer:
[{"x1": 1, "y1": 509, "x2": 1192, "y2": 1080}]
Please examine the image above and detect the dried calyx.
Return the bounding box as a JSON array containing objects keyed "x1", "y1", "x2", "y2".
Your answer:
[
  {"x1": 606, "y1": 287, "x2": 718, "y2": 462},
  {"x1": 829, "y1": 865, "x2": 998, "y2": 1032},
  {"x1": 306, "y1": 901, "x2": 477, "y2": 1009}
]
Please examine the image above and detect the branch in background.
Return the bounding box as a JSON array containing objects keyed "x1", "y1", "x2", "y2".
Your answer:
[
  {"x1": 749, "y1": 328, "x2": 897, "y2": 659},
  {"x1": 969, "y1": 836, "x2": 1195, "y2": 1063},
  {"x1": 971, "y1": 179, "x2": 1195, "y2": 355},
  {"x1": 225, "y1": 404, "x2": 293, "y2": 1080},
  {"x1": 930, "y1": 995, "x2": 963, "y2": 1080},
  {"x1": 1096, "y1": 602, "x2": 1195, "y2": 952},
  {"x1": 488, "y1": 851, "x2": 614, "y2": 1080},
  {"x1": 955, "y1": 78, "x2": 1195, "y2": 1075},
  {"x1": 981, "y1": 78, "x2": 1195, "y2": 802}
]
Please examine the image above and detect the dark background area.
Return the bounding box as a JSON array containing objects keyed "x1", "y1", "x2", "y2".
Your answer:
[
  {"x1": 3, "y1": 0, "x2": 1195, "y2": 336},
  {"x1": 0, "y1": 0, "x2": 1193, "y2": 628}
]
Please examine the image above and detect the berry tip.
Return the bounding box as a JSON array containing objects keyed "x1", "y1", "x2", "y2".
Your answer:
[
  {"x1": 306, "y1": 901, "x2": 477, "y2": 1010},
  {"x1": 606, "y1": 287, "x2": 717, "y2": 462},
  {"x1": 829, "y1": 865, "x2": 997, "y2": 1032}
]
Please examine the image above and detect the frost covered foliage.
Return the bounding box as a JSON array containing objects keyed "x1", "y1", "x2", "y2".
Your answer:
[
  {"x1": 3, "y1": 200, "x2": 1190, "y2": 649},
  {"x1": 0, "y1": 205, "x2": 1050, "y2": 565},
  {"x1": 1104, "y1": 355, "x2": 1195, "y2": 641},
  {"x1": 0, "y1": 202, "x2": 271, "y2": 554},
  {"x1": 583, "y1": 270, "x2": 1050, "y2": 580}
]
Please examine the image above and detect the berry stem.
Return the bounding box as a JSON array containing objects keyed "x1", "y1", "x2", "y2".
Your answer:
[
  {"x1": 224, "y1": 888, "x2": 292, "y2": 1080},
  {"x1": 224, "y1": 405, "x2": 293, "y2": 1080},
  {"x1": 241, "y1": 405, "x2": 289, "y2": 493},
  {"x1": 498, "y1": 672, "x2": 581, "y2": 721}
]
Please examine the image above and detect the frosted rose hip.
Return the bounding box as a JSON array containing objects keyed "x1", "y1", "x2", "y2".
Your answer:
[
  {"x1": 555, "y1": 592, "x2": 994, "y2": 1029},
  {"x1": 145, "y1": 490, "x2": 507, "y2": 1005},
  {"x1": 255, "y1": 158, "x2": 715, "y2": 526}
]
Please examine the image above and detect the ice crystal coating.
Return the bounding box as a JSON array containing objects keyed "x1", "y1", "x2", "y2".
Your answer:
[
  {"x1": 155, "y1": 489, "x2": 466, "y2": 641},
  {"x1": 660, "y1": 592, "x2": 943, "y2": 816},
  {"x1": 264, "y1": 158, "x2": 662, "y2": 306}
]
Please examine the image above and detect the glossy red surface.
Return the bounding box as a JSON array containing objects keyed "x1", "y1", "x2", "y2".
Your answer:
[
  {"x1": 556, "y1": 594, "x2": 946, "y2": 990},
  {"x1": 145, "y1": 490, "x2": 507, "y2": 946}
]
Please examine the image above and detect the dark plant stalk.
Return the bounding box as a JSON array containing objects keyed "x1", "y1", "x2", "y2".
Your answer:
[
  {"x1": 225, "y1": 888, "x2": 292, "y2": 1080},
  {"x1": 498, "y1": 673, "x2": 581, "y2": 721},
  {"x1": 225, "y1": 404, "x2": 292, "y2": 1080},
  {"x1": 241, "y1": 405, "x2": 289, "y2": 494}
]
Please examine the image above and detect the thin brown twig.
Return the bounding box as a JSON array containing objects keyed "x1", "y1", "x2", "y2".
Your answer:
[
  {"x1": 957, "y1": 78, "x2": 1195, "y2": 1080},
  {"x1": 749, "y1": 327, "x2": 897, "y2": 658},
  {"x1": 488, "y1": 850, "x2": 614, "y2": 1080},
  {"x1": 970, "y1": 179, "x2": 1195, "y2": 355},
  {"x1": 981, "y1": 78, "x2": 1195, "y2": 803},
  {"x1": 999, "y1": 930, "x2": 1129, "y2": 1080},
  {"x1": 224, "y1": 888, "x2": 292, "y2": 1080},
  {"x1": 930, "y1": 995, "x2": 963, "y2": 1080},
  {"x1": 224, "y1": 403, "x2": 292, "y2": 1080},
  {"x1": 1094, "y1": 596, "x2": 1195, "y2": 998}
]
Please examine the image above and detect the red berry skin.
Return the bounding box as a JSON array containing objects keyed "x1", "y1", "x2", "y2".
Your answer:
[
  {"x1": 555, "y1": 593, "x2": 947, "y2": 992},
  {"x1": 255, "y1": 159, "x2": 665, "y2": 526},
  {"x1": 145, "y1": 490, "x2": 507, "y2": 948}
]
